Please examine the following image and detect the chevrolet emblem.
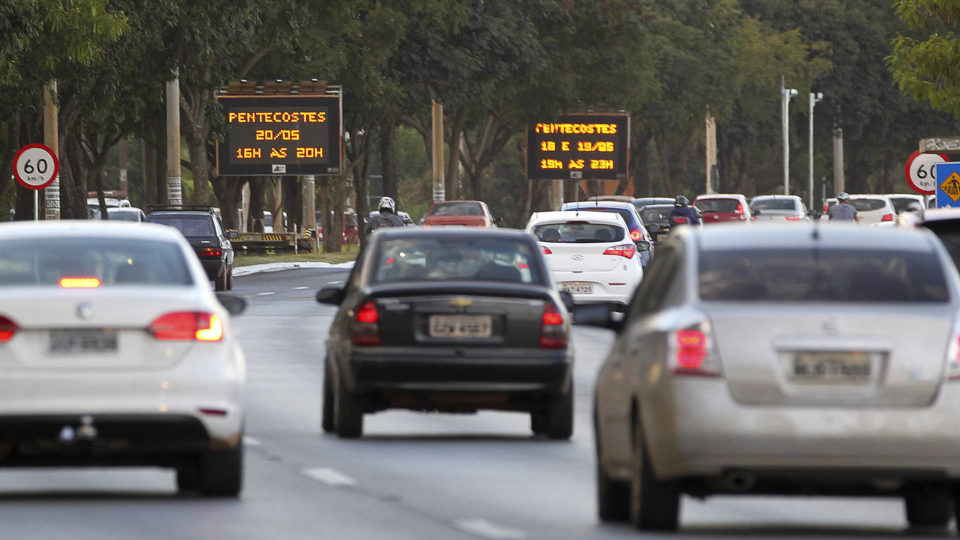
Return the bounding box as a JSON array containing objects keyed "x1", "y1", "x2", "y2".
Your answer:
[{"x1": 449, "y1": 297, "x2": 472, "y2": 308}]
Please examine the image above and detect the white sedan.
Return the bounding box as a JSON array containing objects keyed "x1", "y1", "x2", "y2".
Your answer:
[
  {"x1": 526, "y1": 210, "x2": 645, "y2": 308},
  {"x1": 0, "y1": 221, "x2": 246, "y2": 496}
]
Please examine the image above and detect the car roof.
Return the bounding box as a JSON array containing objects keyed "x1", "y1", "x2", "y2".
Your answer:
[
  {"x1": 527, "y1": 210, "x2": 627, "y2": 226},
  {"x1": 675, "y1": 222, "x2": 940, "y2": 252},
  {"x1": 0, "y1": 220, "x2": 189, "y2": 242},
  {"x1": 695, "y1": 193, "x2": 747, "y2": 200},
  {"x1": 562, "y1": 200, "x2": 636, "y2": 210},
  {"x1": 921, "y1": 208, "x2": 960, "y2": 223},
  {"x1": 751, "y1": 195, "x2": 801, "y2": 200},
  {"x1": 370, "y1": 226, "x2": 531, "y2": 242}
]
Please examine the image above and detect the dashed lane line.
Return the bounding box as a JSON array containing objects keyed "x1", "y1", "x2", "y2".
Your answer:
[
  {"x1": 452, "y1": 519, "x2": 527, "y2": 540},
  {"x1": 302, "y1": 467, "x2": 357, "y2": 487},
  {"x1": 243, "y1": 436, "x2": 260, "y2": 446},
  {"x1": 256, "y1": 291, "x2": 275, "y2": 296}
]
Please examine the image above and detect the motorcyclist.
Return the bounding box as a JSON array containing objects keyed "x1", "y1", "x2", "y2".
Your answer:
[
  {"x1": 668, "y1": 195, "x2": 702, "y2": 225},
  {"x1": 366, "y1": 196, "x2": 405, "y2": 235}
]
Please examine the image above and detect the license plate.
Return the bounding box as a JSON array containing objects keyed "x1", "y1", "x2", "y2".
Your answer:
[
  {"x1": 561, "y1": 282, "x2": 593, "y2": 294},
  {"x1": 49, "y1": 330, "x2": 118, "y2": 354},
  {"x1": 791, "y1": 352, "x2": 872, "y2": 382},
  {"x1": 429, "y1": 315, "x2": 492, "y2": 338}
]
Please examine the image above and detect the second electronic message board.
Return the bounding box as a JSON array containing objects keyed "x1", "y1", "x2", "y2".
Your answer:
[
  {"x1": 527, "y1": 113, "x2": 629, "y2": 180},
  {"x1": 216, "y1": 94, "x2": 342, "y2": 176}
]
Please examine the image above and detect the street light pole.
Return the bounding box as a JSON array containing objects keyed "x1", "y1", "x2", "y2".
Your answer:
[
  {"x1": 781, "y1": 76, "x2": 798, "y2": 195},
  {"x1": 808, "y1": 91, "x2": 823, "y2": 211}
]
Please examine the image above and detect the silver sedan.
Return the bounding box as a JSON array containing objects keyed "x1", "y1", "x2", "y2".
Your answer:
[{"x1": 584, "y1": 223, "x2": 960, "y2": 532}]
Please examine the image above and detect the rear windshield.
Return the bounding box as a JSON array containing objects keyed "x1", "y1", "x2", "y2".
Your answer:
[
  {"x1": 751, "y1": 199, "x2": 796, "y2": 211},
  {"x1": 696, "y1": 199, "x2": 740, "y2": 213},
  {"x1": 532, "y1": 222, "x2": 625, "y2": 243},
  {"x1": 698, "y1": 248, "x2": 948, "y2": 303},
  {"x1": 924, "y1": 221, "x2": 960, "y2": 270},
  {"x1": 371, "y1": 238, "x2": 543, "y2": 285},
  {"x1": 567, "y1": 207, "x2": 634, "y2": 227},
  {"x1": 147, "y1": 216, "x2": 214, "y2": 236},
  {"x1": 889, "y1": 197, "x2": 923, "y2": 214},
  {"x1": 640, "y1": 206, "x2": 673, "y2": 224},
  {"x1": 850, "y1": 198, "x2": 886, "y2": 211},
  {"x1": 0, "y1": 237, "x2": 193, "y2": 287},
  {"x1": 429, "y1": 202, "x2": 483, "y2": 216}
]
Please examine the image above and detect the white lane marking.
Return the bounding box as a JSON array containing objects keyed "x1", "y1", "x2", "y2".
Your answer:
[
  {"x1": 243, "y1": 436, "x2": 260, "y2": 446},
  {"x1": 302, "y1": 467, "x2": 357, "y2": 487},
  {"x1": 453, "y1": 519, "x2": 527, "y2": 540},
  {"x1": 257, "y1": 291, "x2": 275, "y2": 296},
  {"x1": 330, "y1": 281, "x2": 344, "y2": 285},
  {"x1": 293, "y1": 286, "x2": 309, "y2": 290}
]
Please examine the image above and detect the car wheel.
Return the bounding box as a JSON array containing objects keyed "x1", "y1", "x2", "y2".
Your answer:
[
  {"x1": 226, "y1": 265, "x2": 234, "y2": 290},
  {"x1": 544, "y1": 391, "x2": 573, "y2": 440},
  {"x1": 322, "y1": 362, "x2": 335, "y2": 433},
  {"x1": 906, "y1": 485, "x2": 951, "y2": 527},
  {"x1": 197, "y1": 443, "x2": 243, "y2": 497},
  {"x1": 530, "y1": 412, "x2": 545, "y2": 435},
  {"x1": 334, "y1": 373, "x2": 363, "y2": 438},
  {"x1": 629, "y1": 421, "x2": 680, "y2": 531},
  {"x1": 176, "y1": 460, "x2": 200, "y2": 493},
  {"x1": 597, "y1": 455, "x2": 630, "y2": 522},
  {"x1": 215, "y1": 266, "x2": 228, "y2": 291}
]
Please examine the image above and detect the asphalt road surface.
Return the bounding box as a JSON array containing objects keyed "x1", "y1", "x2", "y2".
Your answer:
[{"x1": 0, "y1": 266, "x2": 937, "y2": 539}]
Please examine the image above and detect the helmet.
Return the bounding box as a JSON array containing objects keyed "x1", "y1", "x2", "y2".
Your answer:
[
  {"x1": 378, "y1": 196, "x2": 396, "y2": 213},
  {"x1": 675, "y1": 195, "x2": 689, "y2": 207},
  {"x1": 837, "y1": 192, "x2": 850, "y2": 201}
]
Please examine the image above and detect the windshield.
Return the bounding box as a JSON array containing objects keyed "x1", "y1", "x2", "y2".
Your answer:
[
  {"x1": 696, "y1": 199, "x2": 741, "y2": 213},
  {"x1": 751, "y1": 199, "x2": 797, "y2": 211},
  {"x1": 532, "y1": 222, "x2": 625, "y2": 243},
  {"x1": 371, "y1": 238, "x2": 543, "y2": 285},
  {"x1": 0, "y1": 237, "x2": 192, "y2": 287},
  {"x1": 147, "y1": 216, "x2": 214, "y2": 236},
  {"x1": 428, "y1": 202, "x2": 483, "y2": 216}
]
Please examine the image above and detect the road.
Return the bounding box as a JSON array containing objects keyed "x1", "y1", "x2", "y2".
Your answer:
[{"x1": 0, "y1": 267, "x2": 937, "y2": 539}]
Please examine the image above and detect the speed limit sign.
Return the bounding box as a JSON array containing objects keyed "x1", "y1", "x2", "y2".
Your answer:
[
  {"x1": 905, "y1": 150, "x2": 947, "y2": 195},
  {"x1": 12, "y1": 143, "x2": 59, "y2": 190}
]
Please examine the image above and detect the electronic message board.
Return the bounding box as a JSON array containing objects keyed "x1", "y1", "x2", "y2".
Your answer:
[
  {"x1": 526, "y1": 113, "x2": 629, "y2": 181},
  {"x1": 216, "y1": 94, "x2": 342, "y2": 176}
]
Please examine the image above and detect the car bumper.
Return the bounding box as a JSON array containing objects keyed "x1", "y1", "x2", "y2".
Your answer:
[{"x1": 642, "y1": 378, "x2": 960, "y2": 481}]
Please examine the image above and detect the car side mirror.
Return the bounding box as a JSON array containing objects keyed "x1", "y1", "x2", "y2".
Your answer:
[
  {"x1": 227, "y1": 230, "x2": 239, "y2": 240},
  {"x1": 635, "y1": 240, "x2": 651, "y2": 252},
  {"x1": 216, "y1": 293, "x2": 247, "y2": 315},
  {"x1": 316, "y1": 285, "x2": 346, "y2": 305}
]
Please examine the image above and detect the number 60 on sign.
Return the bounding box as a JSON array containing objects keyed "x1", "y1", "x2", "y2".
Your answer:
[{"x1": 13, "y1": 143, "x2": 59, "y2": 190}]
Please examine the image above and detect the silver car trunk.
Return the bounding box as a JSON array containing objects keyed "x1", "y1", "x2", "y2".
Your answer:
[{"x1": 705, "y1": 304, "x2": 954, "y2": 407}]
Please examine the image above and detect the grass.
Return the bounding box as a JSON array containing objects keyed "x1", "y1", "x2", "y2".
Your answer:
[{"x1": 233, "y1": 244, "x2": 360, "y2": 267}]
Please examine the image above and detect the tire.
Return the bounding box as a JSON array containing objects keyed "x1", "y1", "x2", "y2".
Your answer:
[
  {"x1": 225, "y1": 266, "x2": 234, "y2": 290},
  {"x1": 905, "y1": 485, "x2": 951, "y2": 528},
  {"x1": 530, "y1": 412, "x2": 546, "y2": 436},
  {"x1": 321, "y1": 362, "x2": 335, "y2": 433},
  {"x1": 176, "y1": 460, "x2": 200, "y2": 493},
  {"x1": 197, "y1": 443, "x2": 243, "y2": 497},
  {"x1": 544, "y1": 392, "x2": 573, "y2": 440},
  {"x1": 334, "y1": 373, "x2": 363, "y2": 438},
  {"x1": 215, "y1": 266, "x2": 228, "y2": 291},
  {"x1": 596, "y1": 456, "x2": 630, "y2": 522},
  {"x1": 630, "y1": 422, "x2": 680, "y2": 531}
]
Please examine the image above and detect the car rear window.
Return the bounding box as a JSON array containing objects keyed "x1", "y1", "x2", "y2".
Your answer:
[
  {"x1": 850, "y1": 198, "x2": 886, "y2": 211},
  {"x1": 428, "y1": 202, "x2": 483, "y2": 216},
  {"x1": 640, "y1": 206, "x2": 672, "y2": 224},
  {"x1": 751, "y1": 199, "x2": 796, "y2": 211},
  {"x1": 566, "y1": 207, "x2": 635, "y2": 227},
  {"x1": 889, "y1": 197, "x2": 923, "y2": 214},
  {"x1": 146, "y1": 216, "x2": 214, "y2": 236},
  {"x1": 532, "y1": 222, "x2": 625, "y2": 243},
  {"x1": 371, "y1": 238, "x2": 543, "y2": 285},
  {"x1": 0, "y1": 238, "x2": 193, "y2": 287},
  {"x1": 924, "y1": 220, "x2": 960, "y2": 270},
  {"x1": 698, "y1": 248, "x2": 948, "y2": 303},
  {"x1": 695, "y1": 199, "x2": 741, "y2": 213}
]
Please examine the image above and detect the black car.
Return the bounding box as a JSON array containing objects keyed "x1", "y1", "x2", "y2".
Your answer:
[
  {"x1": 145, "y1": 206, "x2": 237, "y2": 290},
  {"x1": 316, "y1": 227, "x2": 575, "y2": 439},
  {"x1": 638, "y1": 203, "x2": 676, "y2": 244}
]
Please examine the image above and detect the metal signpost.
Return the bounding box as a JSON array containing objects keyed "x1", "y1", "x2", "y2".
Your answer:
[{"x1": 12, "y1": 143, "x2": 59, "y2": 220}]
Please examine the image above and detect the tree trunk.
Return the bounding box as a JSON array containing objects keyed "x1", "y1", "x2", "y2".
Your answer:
[
  {"x1": 445, "y1": 109, "x2": 468, "y2": 200},
  {"x1": 631, "y1": 130, "x2": 652, "y2": 197},
  {"x1": 282, "y1": 177, "x2": 302, "y2": 234},
  {"x1": 380, "y1": 118, "x2": 398, "y2": 201}
]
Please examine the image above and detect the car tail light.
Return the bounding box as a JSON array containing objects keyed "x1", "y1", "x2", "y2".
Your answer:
[
  {"x1": 603, "y1": 244, "x2": 637, "y2": 259},
  {"x1": 668, "y1": 323, "x2": 721, "y2": 377},
  {"x1": 881, "y1": 213, "x2": 894, "y2": 222},
  {"x1": 540, "y1": 302, "x2": 566, "y2": 348},
  {"x1": 673, "y1": 216, "x2": 688, "y2": 224},
  {"x1": 736, "y1": 204, "x2": 744, "y2": 215},
  {"x1": 785, "y1": 216, "x2": 803, "y2": 221},
  {"x1": 0, "y1": 316, "x2": 18, "y2": 342},
  {"x1": 59, "y1": 277, "x2": 101, "y2": 289},
  {"x1": 149, "y1": 312, "x2": 223, "y2": 341},
  {"x1": 351, "y1": 301, "x2": 380, "y2": 346},
  {"x1": 541, "y1": 246, "x2": 552, "y2": 255},
  {"x1": 196, "y1": 247, "x2": 223, "y2": 258},
  {"x1": 945, "y1": 333, "x2": 960, "y2": 380},
  {"x1": 629, "y1": 228, "x2": 642, "y2": 242}
]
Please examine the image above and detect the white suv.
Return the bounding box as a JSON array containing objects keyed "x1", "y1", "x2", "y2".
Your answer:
[
  {"x1": 824, "y1": 194, "x2": 897, "y2": 225},
  {"x1": 526, "y1": 211, "x2": 645, "y2": 308}
]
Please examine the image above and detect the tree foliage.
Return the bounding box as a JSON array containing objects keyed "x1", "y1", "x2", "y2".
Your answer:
[{"x1": 888, "y1": 0, "x2": 960, "y2": 116}]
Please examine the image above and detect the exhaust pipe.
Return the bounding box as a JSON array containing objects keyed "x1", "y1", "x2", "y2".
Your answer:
[{"x1": 721, "y1": 470, "x2": 756, "y2": 492}]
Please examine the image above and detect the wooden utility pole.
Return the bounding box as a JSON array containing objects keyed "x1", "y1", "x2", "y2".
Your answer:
[
  {"x1": 118, "y1": 138, "x2": 128, "y2": 196},
  {"x1": 431, "y1": 100, "x2": 445, "y2": 202},
  {"x1": 705, "y1": 109, "x2": 717, "y2": 194},
  {"x1": 166, "y1": 72, "x2": 182, "y2": 206},
  {"x1": 43, "y1": 81, "x2": 60, "y2": 220}
]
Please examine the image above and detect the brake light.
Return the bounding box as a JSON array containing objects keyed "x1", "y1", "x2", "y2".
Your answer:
[
  {"x1": 669, "y1": 323, "x2": 721, "y2": 377},
  {"x1": 630, "y1": 228, "x2": 642, "y2": 242},
  {"x1": 351, "y1": 301, "x2": 380, "y2": 346},
  {"x1": 785, "y1": 216, "x2": 803, "y2": 221},
  {"x1": 196, "y1": 247, "x2": 223, "y2": 258},
  {"x1": 541, "y1": 246, "x2": 552, "y2": 254},
  {"x1": 59, "y1": 277, "x2": 101, "y2": 289},
  {"x1": 149, "y1": 312, "x2": 223, "y2": 341},
  {"x1": 603, "y1": 244, "x2": 637, "y2": 259},
  {"x1": 736, "y1": 203, "x2": 744, "y2": 215},
  {"x1": 674, "y1": 216, "x2": 688, "y2": 224},
  {"x1": 540, "y1": 302, "x2": 566, "y2": 348},
  {"x1": 0, "y1": 316, "x2": 17, "y2": 342},
  {"x1": 945, "y1": 334, "x2": 960, "y2": 380},
  {"x1": 881, "y1": 213, "x2": 894, "y2": 222}
]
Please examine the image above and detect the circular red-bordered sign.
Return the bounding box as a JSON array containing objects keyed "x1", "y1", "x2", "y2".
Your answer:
[
  {"x1": 905, "y1": 149, "x2": 948, "y2": 195},
  {"x1": 12, "y1": 143, "x2": 59, "y2": 190}
]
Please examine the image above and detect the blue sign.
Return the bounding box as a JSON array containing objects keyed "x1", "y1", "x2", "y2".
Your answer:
[{"x1": 936, "y1": 162, "x2": 960, "y2": 208}]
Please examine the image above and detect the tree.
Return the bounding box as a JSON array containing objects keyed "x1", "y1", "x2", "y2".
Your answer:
[{"x1": 888, "y1": 0, "x2": 960, "y2": 116}]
